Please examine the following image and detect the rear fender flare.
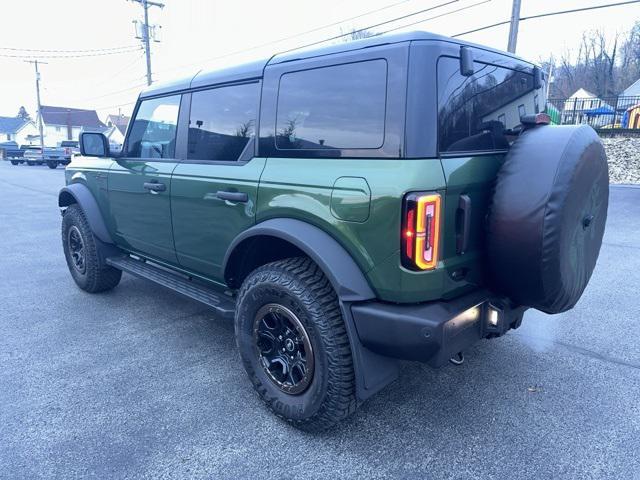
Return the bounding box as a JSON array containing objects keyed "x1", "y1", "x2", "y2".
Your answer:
[
  {"x1": 223, "y1": 219, "x2": 398, "y2": 401},
  {"x1": 223, "y1": 218, "x2": 375, "y2": 302}
]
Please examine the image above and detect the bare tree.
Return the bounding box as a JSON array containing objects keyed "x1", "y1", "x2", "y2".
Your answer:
[
  {"x1": 17, "y1": 106, "x2": 31, "y2": 121},
  {"x1": 548, "y1": 27, "x2": 631, "y2": 98},
  {"x1": 235, "y1": 120, "x2": 254, "y2": 138}
]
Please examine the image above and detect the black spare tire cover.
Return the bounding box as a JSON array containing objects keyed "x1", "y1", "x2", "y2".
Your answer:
[{"x1": 487, "y1": 125, "x2": 609, "y2": 314}]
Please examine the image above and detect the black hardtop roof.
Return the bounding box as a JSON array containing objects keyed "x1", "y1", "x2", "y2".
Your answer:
[{"x1": 140, "y1": 30, "x2": 534, "y2": 98}]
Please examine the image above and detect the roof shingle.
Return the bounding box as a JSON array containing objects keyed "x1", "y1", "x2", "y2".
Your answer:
[
  {"x1": 0, "y1": 116, "x2": 30, "y2": 134},
  {"x1": 41, "y1": 105, "x2": 105, "y2": 128}
]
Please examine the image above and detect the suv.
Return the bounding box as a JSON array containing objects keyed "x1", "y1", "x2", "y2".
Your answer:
[{"x1": 59, "y1": 31, "x2": 609, "y2": 430}]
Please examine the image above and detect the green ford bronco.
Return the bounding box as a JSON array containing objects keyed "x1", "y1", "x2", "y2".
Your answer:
[{"x1": 60, "y1": 31, "x2": 609, "y2": 430}]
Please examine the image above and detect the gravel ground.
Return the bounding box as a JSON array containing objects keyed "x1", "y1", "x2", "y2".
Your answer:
[
  {"x1": 0, "y1": 162, "x2": 639, "y2": 479},
  {"x1": 602, "y1": 136, "x2": 640, "y2": 184}
]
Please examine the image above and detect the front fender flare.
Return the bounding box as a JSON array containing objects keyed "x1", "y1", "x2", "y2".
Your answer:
[
  {"x1": 223, "y1": 218, "x2": 375, "y2": 302},
  {"x1": 58, "y1": 183, "x2": 113, "y2": 244}
]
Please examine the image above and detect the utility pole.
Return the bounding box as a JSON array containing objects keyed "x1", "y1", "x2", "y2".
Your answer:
[
  {"x1": 24, "y1": 60, "x2": 47, "y2": 153},
  {"x1": 507, "y1": 0, "x2": 522, "y2": 53},
  {"x1": 131, "y1": 0, "x2": 164, "y2": 86}
]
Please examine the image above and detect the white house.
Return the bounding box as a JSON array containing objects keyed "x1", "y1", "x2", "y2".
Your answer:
[
  {"x1": 618, "y1": 79, "x2": 640, "y2": 110},
  {"x1": 0, "y1": 117, "x2": 39, "y2": 145},
  {"x1": 103, "y1": 114, "x2": 130, "y2": 147},
  {"x1": 621, "y1": 78, "x2": 640, "y2": 98},
  {"x1": 561, "y1": 89, "x2": 614, "y2": 126},
  {"x1": 40, "y1": 105, "x2": 106, "y2": 145}
]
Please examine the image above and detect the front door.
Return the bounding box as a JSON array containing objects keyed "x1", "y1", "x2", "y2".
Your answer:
[
  {"x1": 171, "y1": 82, "x2": 263, "y2": 282},
  {"x1": 108, "y1": 94, "x2": 182, "y2": 264}
]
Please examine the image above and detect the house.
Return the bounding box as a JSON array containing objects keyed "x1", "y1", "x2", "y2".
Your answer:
[
  {"x1": 0, "y1": 116, "x2": 39, "y2": 145},
  {"x1": 617, "y1": 79, "x2": 640, "y2": 110},
  {"x1": 621, "y1": 78, "x2": 640, "y2": 98},
  {"x1": 40, "y1": 105, "x2": 106, "y2": 145},
  {"x1": 103, "y1": 114, "x2": 130, "y2": 147},
  {"x1": 561, "y1": 89, "x2": 614, "y2": 127}
]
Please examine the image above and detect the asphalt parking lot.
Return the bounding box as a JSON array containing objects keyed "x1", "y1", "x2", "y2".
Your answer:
[{"x1": 0, "y1": 160, "x2": 638, "y2": 479}]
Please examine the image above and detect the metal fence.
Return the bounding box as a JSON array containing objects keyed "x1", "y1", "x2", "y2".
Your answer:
[{"x1": 547, "y1": 96, "x2": 640, "y2": 131}]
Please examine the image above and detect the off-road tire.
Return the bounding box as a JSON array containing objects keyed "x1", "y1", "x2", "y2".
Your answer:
[
  {"x1": 47, "y1": 161, "x2": 57, "y2": 169},
  {"x1": 235, "y1": 257, "x2": 356, "y2": 431},
  {"x1": 10, "y1": 160, "x2": 19, "y2": 165},
  {"x1": 62, "y1": 204, "x2": 122, "y2": 293}
]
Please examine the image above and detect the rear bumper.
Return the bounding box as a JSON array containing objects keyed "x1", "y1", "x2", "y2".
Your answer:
[{"x1": 351, "y1": 289, "x2": 527, "y2": 366}]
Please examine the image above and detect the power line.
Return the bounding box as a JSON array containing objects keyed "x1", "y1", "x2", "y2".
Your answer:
[
  {"x1": 0, "y1": 45, "x2": 140, "y2": 53},
  {"x1": 453, "y1": 0, "x2": 640, "y2": 37},
  {"x1": 0, "y1": 47, "x2": 142, "y2": 59},
  {"x1": 80, "y1": 82, "x2": 148, "y2": 102},
  {"x1": 155, "y1": 0, "x2": 457, "y2": 74},
  {"x1": 153, "y1": 0, "x2": 416, "y2": 77},
  {"x1": 374, "y1": 0, "x2": 491, "y2": 36},
  {"x1": 93, "y1": 100, "x2": 137, "y2": 112},
  {"x1": 91, "y1": 51, "x2": 146, "y2": 90},
  {"x1": 276, "y1": 0, "x2": 459, "y2": 55}
]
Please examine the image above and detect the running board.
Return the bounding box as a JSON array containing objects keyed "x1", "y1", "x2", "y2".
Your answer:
[{"x1": 106, "y1": 256, "x2": 236, "y2": 319}]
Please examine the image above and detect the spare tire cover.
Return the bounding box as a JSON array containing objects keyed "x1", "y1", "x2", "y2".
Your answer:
[{"x1": 487, "y1": 125, "x2": 609, "y2": 314}]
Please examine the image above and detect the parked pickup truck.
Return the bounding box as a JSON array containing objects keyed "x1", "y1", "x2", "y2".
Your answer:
[
  {"x1": 0, "y1": 141, "x2": 22, "y2": 162},
  {"x1": 23, "y1": 145, "x2": 73, "y2": 168},
  {"x1": 1, "y1": 143, "x2": 42, "y2": 165},
  {"x1": 60, "y1": 140, "x2": 80, "y2": 157}
]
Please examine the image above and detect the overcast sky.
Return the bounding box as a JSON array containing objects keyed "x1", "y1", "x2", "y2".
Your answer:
[{"x1": 0, "y1": 0, "x2": 637, "y2": 123}]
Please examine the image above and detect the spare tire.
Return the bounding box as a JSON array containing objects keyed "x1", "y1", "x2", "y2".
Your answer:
[{"x1": 487, "y1": 125, "x2": 609, "y2": 314}]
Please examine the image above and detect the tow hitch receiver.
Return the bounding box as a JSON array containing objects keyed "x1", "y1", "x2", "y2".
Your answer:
[{"x1": 449, "y1": 352, "x2": 464, "y2": 365}]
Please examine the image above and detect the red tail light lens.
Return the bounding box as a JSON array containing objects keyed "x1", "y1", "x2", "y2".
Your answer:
[{"x1": 401, "y1": 192, "x2": 442, "y2": 270}]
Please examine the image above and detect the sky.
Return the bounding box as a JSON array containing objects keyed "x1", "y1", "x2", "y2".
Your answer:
[{"x1": 0, "y1": 0, "x2": 638, "y2": 123}]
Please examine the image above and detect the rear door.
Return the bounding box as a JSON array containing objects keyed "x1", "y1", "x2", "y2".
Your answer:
[
  {"x1": 435, "y1": 53, "x2": 539, "y2": 285},
  {"x1": 108, "y1": 94, "x2": 182, "y2": 264},
  {"x1": 170, "y1": 81, "x2": 263, "y2": 282}
]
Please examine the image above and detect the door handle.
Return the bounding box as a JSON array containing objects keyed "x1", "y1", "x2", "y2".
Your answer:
[
  {"x1": 143, "y1": 181, "x2": 166, "y2": 193},
  {"x1": 216, "y1": 190, "x2": 248, "y2": 203}
]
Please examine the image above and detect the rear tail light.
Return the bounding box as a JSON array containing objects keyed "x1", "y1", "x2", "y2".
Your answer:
[{"x1": 401, "y1": 192, "x2": 442, "y2": 270}]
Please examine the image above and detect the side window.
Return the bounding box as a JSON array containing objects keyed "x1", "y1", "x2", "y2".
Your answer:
[
  {"x1": 187, "y1": 82, "x2": 258, "y2": 161},
  {"x1": 518, "y1": 104, "x2": 526, "y2": 118},
  {"x1": 275, "y1": 60, "x2": 387, "y2": 151},
  {"x1": 437, "y1": 56, "x2": 536, "y2": 153},
  {"x1": 125, "y1": 95, "x2": 180, "y2": 159}
]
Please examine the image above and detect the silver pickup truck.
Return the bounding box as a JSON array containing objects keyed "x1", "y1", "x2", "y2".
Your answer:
[{"x1": 23, "y1": 141, "x2": 78, "y2": 168}]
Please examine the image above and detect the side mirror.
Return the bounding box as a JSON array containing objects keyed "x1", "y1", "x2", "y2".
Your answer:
[
  {"x1": 460, "y1": 46, "x2": 475, "y2": 77},
  {"x1": 80, "y1": 132, "x2": 109, "y2": 157},
  {"x1": 533, "y1": 66, "x2": 544, "y2": 90}
]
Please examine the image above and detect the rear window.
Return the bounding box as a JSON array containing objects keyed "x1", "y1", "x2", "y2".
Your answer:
[
  {"x1": 187, "y1": 82, "x2": 258, "y2": 162},
  {"x1": 437, "y1": 56, "x2": 536, "y2": 154},
  {"x1": 275, "y1": 60, "x2": 387, "y2": 151}
]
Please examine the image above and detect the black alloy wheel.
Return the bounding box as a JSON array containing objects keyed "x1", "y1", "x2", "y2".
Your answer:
[
  {"x1": 67, "y1": 225, "x2": 86, "y2": 275},
  {"x1": 253, "y1": 303, "x2": 314, "y2": 395}
]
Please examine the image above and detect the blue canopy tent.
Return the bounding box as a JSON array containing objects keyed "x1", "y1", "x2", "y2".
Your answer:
[{"x1": 584, "y1": 106, "x2": 615, "y2": 116}]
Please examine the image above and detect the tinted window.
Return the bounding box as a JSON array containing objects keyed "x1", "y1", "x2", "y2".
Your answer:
[
  {"x1": 187, "y1": 83, "x2": 258, "y2": 161},
  {"x1": 275, "y1": 60, "x2": 387, "y2": 151},
  {"x1": 126, "y1": 95, "x2": 180, "y2": 158},
  {"x1": 437, "y1": 57, "x2": 536, "y2": 153}
]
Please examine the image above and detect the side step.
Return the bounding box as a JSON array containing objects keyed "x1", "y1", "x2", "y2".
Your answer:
[{"x1": 106, "y1": 256, "x2": 236, "y2": 319}]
